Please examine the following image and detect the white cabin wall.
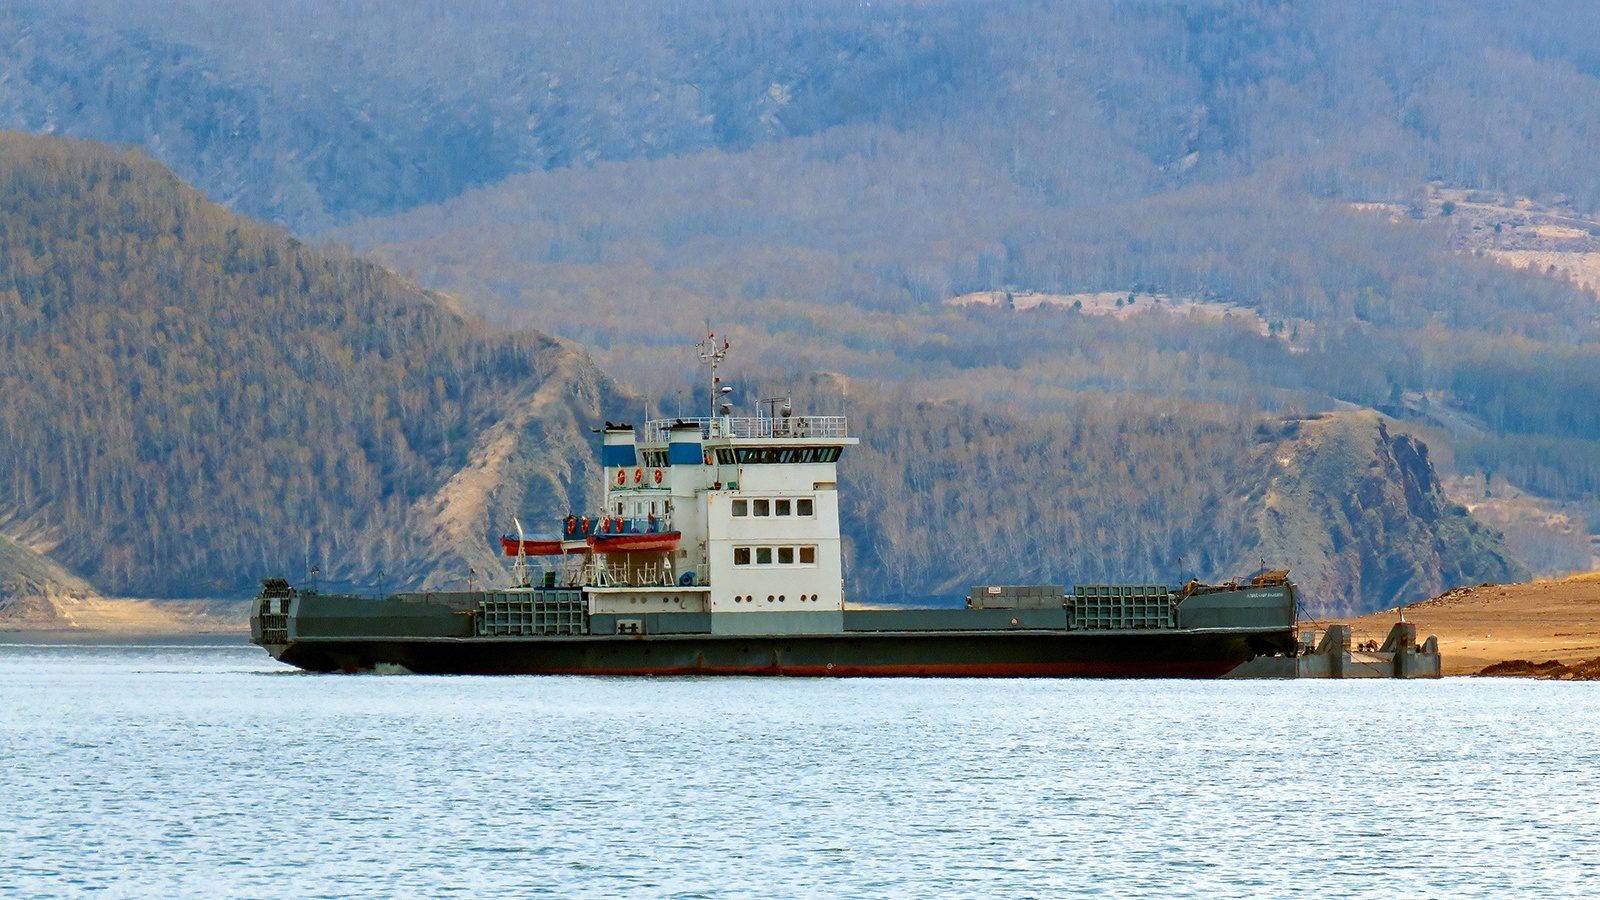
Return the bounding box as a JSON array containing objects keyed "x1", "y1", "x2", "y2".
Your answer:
[{"x1": 705, "y1": 480, "x2": 844, "y2": 612}]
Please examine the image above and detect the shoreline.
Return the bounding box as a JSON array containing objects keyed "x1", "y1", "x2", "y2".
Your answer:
[
  {"x1": 0, "y1": 629, "x2": 251, "y2": 646},
  {"x1": 1348, "y1": 572, "x2": 1600, "y2": 677}
]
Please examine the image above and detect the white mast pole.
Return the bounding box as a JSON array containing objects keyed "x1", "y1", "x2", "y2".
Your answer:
[{"x1": 696, "y1": 330, "x2": 730, "y2": 429}]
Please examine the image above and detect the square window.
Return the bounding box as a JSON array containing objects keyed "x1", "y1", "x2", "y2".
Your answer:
[
  {"x1": 797, "y1": 498, "x2": 814, "y2": 516},
  {"x1": 732, "y1": 499, "x2": 748, "y2": 517},
  {"x1": 753, "y1": 499, "x2": 770, "y2": 516},
  {"x1": 734, "y1": 547, "x2": 751, "y2": 565},
  {"x1": 756, "y1": 547, "x2": 773, "y2": 564},
  {"x1": 778, "y1": 547, "x2": 795, "y2": 564},
  {"x1": 799, "y1": 546, "x2": 816, "y2": 564},
  {"x1": 775, "y1": 499, "x2": 791, "y2": 516}
]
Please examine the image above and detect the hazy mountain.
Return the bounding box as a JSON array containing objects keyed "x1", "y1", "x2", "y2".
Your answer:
[{"x1": 8, "y1": 1, "x2": 1600, "y2": 230}]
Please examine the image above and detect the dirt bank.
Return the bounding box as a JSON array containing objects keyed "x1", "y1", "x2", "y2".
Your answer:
[
  {"x1": 1346, "y1": 573, "x2": 1600, "y2": 676},
  {"x1": 0, "y1": 595, "x2": 249, "y2": 640}
]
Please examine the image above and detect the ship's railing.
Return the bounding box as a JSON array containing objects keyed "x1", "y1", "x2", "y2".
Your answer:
[
  {"x1": 644, "y1": 415, "x2": 848, "y2": 442},
  {"x1": 584, "y1": 561, "x2": 678, "y2": 588},
  {"x1": 559, "y1": 514, "x2": 671, "y2": 538}
]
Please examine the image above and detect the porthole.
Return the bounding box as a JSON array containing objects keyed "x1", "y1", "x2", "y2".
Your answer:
[
  {"x1": 779, "y1": 594, "x2": 786, "y2": 602},
  {"x1": 811, "y1": 594, "x2": 818, "y2": 602},
  {"x1": 767, "y1": 595, "x2": 775, "y2": 603}
]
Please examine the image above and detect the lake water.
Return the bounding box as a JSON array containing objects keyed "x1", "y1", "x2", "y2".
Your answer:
[{"x1": 2, "y1": 643, "x2": 1597, "y2": 898}]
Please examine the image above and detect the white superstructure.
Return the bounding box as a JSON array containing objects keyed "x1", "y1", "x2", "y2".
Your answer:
[{"x1": 589, "y1": 412, "x2": 857, "y2": 632}]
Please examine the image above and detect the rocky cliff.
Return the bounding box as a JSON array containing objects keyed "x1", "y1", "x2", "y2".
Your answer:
[{"x1": 1241, "y1": 412, "x2": 1526, "y2": 616}]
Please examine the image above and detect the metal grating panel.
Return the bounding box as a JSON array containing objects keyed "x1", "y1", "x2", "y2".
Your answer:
[
  {"x1": 258, "y1": 611, "x2": 289, "y2": 644},
  {"x1": 1070, "y1": 585, "x2": 1176, "y2": 630},
  {"x1": 257, "y1": 579, "x2": 294, "y2": 643},
  {"x1": 478, "y1": 590, "x2": 589, "y2": 636}
]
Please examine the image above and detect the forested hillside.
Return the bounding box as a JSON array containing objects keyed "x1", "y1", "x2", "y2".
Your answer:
[
  {"x1": 0, "y1": 132, "x2": 623, "y2": 598},
  {"x1": 343, "y1": 137, "x2": 1600, "y2": 596},
  {"x1": 0, "y1": 130, "x2": 1522, "y2": 613},
  {"x1": 836, "y1": 397, "x2": 1520, "y2": 614},
  {"x1": 5, "y1": 2, "x2": 1596, "y2": 611}
]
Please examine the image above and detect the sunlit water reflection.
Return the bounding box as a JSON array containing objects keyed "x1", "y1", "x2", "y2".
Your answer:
[{"x1": 2, "y1": 644, "x2": 1597, "y2": 898}]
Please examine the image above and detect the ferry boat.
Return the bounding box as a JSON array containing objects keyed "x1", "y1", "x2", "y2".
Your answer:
[{"x1": 250, "y1": 338, "x2": 1300, "y2": 677}]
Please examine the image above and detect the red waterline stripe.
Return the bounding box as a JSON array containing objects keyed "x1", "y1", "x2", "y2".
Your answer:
[{"x1": 451, "y1": 660, "x2": 1241, "y2": 678}]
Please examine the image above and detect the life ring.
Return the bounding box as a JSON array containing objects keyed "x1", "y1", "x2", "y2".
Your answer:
[
  {"x1": 633, "y1": 467, "x2": 643, "y2": 484},
  {"x1": 615, "y1": 469, "x2": 626, "y2": 487},
  {"x1": 601, "y1": 516, "x2": 612, "y2": 533},
  {"x1": 564, "y1": 515, "x2": 578, "y2": 536},
  {"x1": 580, "y1": 516, "x2": 590, "y2": 533},
  {"x1": 653, "y1": 468, "x2": 663, "y2": 484},
  {"x1": 704, "y1": 451, "x2": 714, "y2": 466}
]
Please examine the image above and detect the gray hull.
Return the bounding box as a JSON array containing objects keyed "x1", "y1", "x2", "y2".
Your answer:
[{"x1": 253, "y1": 583, "x2": 1298, "y2": 678}]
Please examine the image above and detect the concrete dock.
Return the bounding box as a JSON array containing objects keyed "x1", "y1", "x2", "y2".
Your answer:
[{"x1": 1227, "y1": 622, "x2": 1442, "y2": 678}]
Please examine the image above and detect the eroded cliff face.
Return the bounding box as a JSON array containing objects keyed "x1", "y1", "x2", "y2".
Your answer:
[
  {"x1": 403, "y1": 346, "x2": 636, "y2": 591},
  {"x1": 0, "y1": 532, "x2": 98, "y2": 627},
  {"x1": 1241, "y1": 412, "x2": 1525, "y2": 616}
]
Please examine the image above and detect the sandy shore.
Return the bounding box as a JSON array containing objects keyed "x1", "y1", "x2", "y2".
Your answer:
[
  {"x1": 1345, "y1": 573, "x2": 1600, "y2": 676},
  {"x1": 0, "y1": 596, "x2": 249, "y2": 641}
]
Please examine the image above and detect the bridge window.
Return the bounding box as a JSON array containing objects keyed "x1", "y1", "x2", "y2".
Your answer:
[
  {"x1": 799, "y1": 546, "x2": 816, "y2": 564},
  {"x1": 734, "y1": 547, "x2": 751, "y2": 565},
  {"x1": 778, "y1": 547, "x2": 794, "y2": 564},
  {"x1": 775, "y1": 499, "x2": 791, "y2": 516},
  {"x1": 753, "y1": 499, "x2": 770, "y2": 516},
  {"x1": 731, "y1": 446, "x2": 843, "y2": 464},
  {"x1": 756, "y1": 547, "x2": 773, "y2": 564},
  {"x1": 732, "y1": 499, "x2": 748, "y2": 517},
  {"x1": 797, "y1": 498, "x2": 814, "y2": 516}
]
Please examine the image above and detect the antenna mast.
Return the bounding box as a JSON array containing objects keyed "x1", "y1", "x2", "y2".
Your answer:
[{"x1": 696, "y1": 330, "x2": 731, "y2": 421}]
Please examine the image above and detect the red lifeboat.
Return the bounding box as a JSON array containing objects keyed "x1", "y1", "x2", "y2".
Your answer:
[
  {"x1": 590, "y1": 531, "x2": 681, "y2": 554},
  {"x1": 498, "y1": 536, "x2": 573, "y2": 556},
  {"x1": 501, "y1": 514, "x2": 680, "y2": 556}
]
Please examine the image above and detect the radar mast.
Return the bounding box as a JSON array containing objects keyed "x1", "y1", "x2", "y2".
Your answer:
[{"x1": 696, "y1": 330, "x2": 731, "y2": 421}]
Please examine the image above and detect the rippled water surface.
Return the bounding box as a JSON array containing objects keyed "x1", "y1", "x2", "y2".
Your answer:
[{"x1": 2, "y1": 643, "x2": 1598, "y2": 898}]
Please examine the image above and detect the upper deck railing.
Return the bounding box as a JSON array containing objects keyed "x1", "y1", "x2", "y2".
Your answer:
[{"x1": 643, "y1": 415, "x2": 848, "y2": 443}]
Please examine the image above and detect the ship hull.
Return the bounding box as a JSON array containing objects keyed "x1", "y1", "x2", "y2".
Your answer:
[{"x1": 267, "y1": 630, "x2": 1268, "y2": 678}]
